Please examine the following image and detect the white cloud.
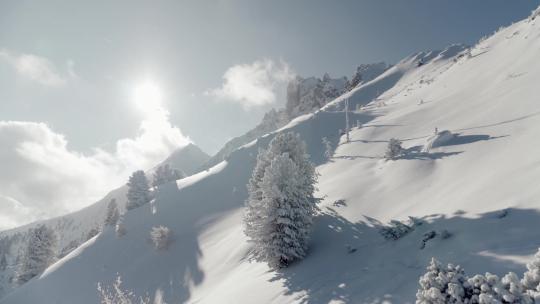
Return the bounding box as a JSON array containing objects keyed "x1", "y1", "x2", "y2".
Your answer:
[
  {"x1": 0, "y1": 106, "x2": 190, "y2": 230},
  {"x1": 205, "y1": 59, "x2": 295, "y2": 109},
  {"x1": 0, "y1": 49, "x2": 70, "y2": 86}
]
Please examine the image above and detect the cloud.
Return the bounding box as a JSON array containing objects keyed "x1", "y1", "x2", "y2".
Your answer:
[
  {"x1": 205, "y1": 59, "x2": 295, "y2": 109},
  {"x1": 0, "y1": 49, "x2": 70, "y2": 86},
  {"x1": 0, "y1": 106, "x2": 190, "y2": 230}
]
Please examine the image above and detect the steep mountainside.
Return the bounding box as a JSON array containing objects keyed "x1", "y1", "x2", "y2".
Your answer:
[
  {"x1": 204, "y1": 66, "x2": 388, "y2": 169},
  {"x1": 0, "y1": 143, "x2": 209, "y2": 299},
  {"x1": 3, "y1": 8, "x2": 540, "y2": 304}
]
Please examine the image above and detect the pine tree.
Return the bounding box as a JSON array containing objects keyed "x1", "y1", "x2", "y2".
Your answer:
[
  {"x1": 17, "y1": 225, "x2": 57, "y2": 285},
  {"x1": 322, "y1": 137, "x2": 333, "y2": 161},
  {"x1": 104, "y1": 198, "x2": 120, "y2": 227},
  {"x1": 348, "y1": 66, "x2": 363, "y2": 90},
  {"x1": 244, "y1": 132, "x2": 318, "y2": 268},
  {"x1": 126, "y1": 170, "x2": 151, "y2": 210},
  {"x1": 385, "y1": 138, "x2": 404, "y2": 160},
  {"x1": 0, "y1": 253, "x2": 7, "y2": 271},
  {"x1": 152, "y1": 164, "x2": 184, "y2": 189}
]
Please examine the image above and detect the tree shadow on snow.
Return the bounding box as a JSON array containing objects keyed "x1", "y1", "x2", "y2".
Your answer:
[
  {"x1": 441, "y1": 134, "x2": 508, "y2": 147},
  {"x1": 268, "y1": 207, "x2": 540, "y2": 304}
]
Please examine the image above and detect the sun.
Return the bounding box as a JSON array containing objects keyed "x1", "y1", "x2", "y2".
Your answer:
[{"x1": 133, "y1": 81, "x2": 163, "y2": 113}]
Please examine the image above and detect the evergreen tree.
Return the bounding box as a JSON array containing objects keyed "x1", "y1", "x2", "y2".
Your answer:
[
  {"x1": 385, "y1": 138, "x2": 404, "y2": 160},
  {"x1": 348, "y1": 66, "x2": 363, "y2": 90},
  {"x1": 322, "y1": 137, "x2": 333, "y2": 161},
  {"x1": 126, "y1": 170, "x2": 151, "y2": 210},
  {"x1": 244, "y1": 132, "x2": 318, "y2": 268},
  {"x1": 104, "y1": 198, "x2": 120, "y2": 227},
  {"x1": 17, "y1": 225, "x2": 57, "y2": 285},
  {"x1": 0, "y1": 253, "x2": 7, "y2": 271},
  {"x1": 152, "y1": 164, "x2": 184, "y2": 189}
]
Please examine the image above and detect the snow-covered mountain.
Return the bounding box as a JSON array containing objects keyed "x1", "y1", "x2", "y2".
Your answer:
[
  {"x1": 205, "y1": 68, "x2": 388, "y2": 169},
  {"x1": 0, "y1": 143, "x2": 209, "y2": 299},
  {"x1": 3, "y1": 7, "x2": 540, "y2": 304},
  {"x1": 157, "y1": 143, "x2": 210, "y2": 176}
]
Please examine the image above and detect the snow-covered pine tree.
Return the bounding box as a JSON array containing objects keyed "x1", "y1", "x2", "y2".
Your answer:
[
  {"x1": 126, "y1": 170, "x2": 151, "y2": 210},
  {"x1": 348, "y1": 66, "x2": 363, "y2": 90},
  {"x1": 322, "y1": 137, "x2": 333, "y2": 161},
  {"x1": 244, "y1": 132, "x2": 318, "y2": 269},
  {"x1": 0, "y1": 253, "x2": 7, "y2": 271},
  {"x1": 385, "y1": 138, "x2": 404, "y2": 160},
  {"x1": 152, "y1": 164, "x2": 184, "y2": 189},
  {"x1": 104, "y1": 198, "x2": 120, "y2": 227},
  {"x1": 16, "y1": 224, "x2": 57, "y2": 285},
  {"x1": 116, "y1": 218, "x2": 127, "y2": 238},
  {"x1": 416, "y1": 258, "x2": 469, "y2": 304}
]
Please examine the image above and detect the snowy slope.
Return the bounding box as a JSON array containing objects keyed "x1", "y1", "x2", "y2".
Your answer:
[
  {"x1": 0, "y1": 143, "x2": 209, "y2": 299},
  {"x1": 3, "y1": 10, "x2": 540, "y2": 304}
]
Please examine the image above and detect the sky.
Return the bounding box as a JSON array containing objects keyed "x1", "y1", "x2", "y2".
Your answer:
[{"x1": 0, "y1": 0, "x2": 538, "y2": 229}]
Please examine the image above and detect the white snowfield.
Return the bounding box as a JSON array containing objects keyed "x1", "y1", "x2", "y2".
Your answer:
[{"x1": 3, "y1": 10, "x2": 540, "y2": 304}]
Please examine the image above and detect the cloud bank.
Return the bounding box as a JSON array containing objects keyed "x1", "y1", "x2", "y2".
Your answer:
[
  {"x1": 206, "y1": 59, "x2": 295, "y2": 109},
  {"x1": 0, "y1": 106, "x2": 190, "y2": 230}
]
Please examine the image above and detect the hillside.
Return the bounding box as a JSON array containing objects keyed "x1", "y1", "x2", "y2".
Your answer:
[
  {"x1": 0, "y1": 143, "x2": 209, "y2": 299},
  {"x1": 3, "y1": 8, "x2": 540, "y2": 304}
]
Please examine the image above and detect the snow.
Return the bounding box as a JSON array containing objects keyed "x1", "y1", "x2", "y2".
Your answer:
[{"x1": 3, "y1": 10, "x2": 540, "y2": 304}]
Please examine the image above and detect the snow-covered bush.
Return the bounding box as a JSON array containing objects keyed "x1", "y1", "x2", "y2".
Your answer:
[
  {"x1": 16, "y1": 225, "x2": 57, "y2": 285},
  {"x1": 116, "y1": 219, "x2": 127, "y2": 238},
  {"x1": 416, "y1": 258, "x2": 469, "y2": 303},
  {"x1": 104, "y1": 198, "x2": 120, "y2": 227},
  {"x1": 244, "y1": 132, "x2": 318, "y2": 268},
  {"x1": 385, "y1": 138, "x2": 404, "y2": 160},
  {"x1": 468, "y1": 272, "x2": 532, "y2": 303},
  {"x1": 126, "y1": 170, "x2": 152, "y2": 210},
  {"x1": 150, "y1": 226, "x2": 172, "y2": 250},
  {"x1": 97, "y1": 274, "x2": 150, "y2": 304},
  {"x1": 321, "y1": 137, "x2": 333, "y2": 161},
  {"x1": 153, "y1": 164, "x2": 184, "y2": 189},
  {"x1": 416, "y1": 250, "x2": 540, "y2": 303},
  {"x1": 523, "y1": 248, "x2": 540, "y2": 297},
  {"x1": 380, "y1": 220, "x2": 412, "y2": 240}
]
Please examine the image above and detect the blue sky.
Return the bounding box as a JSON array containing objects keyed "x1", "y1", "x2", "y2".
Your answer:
[{"x1": 0, "y1": 0, "x2": 538, "y2": 228}]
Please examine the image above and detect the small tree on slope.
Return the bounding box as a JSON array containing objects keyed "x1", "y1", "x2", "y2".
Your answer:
[
  {"x1": 244, "y1": 132, "x2": 318, "y2": 268},
  {"x1": 104, "y1": 198, "x2": 120, "y2": 227},
  {"x1": 385, "y1": 138, "x2": 404, "y2": 160},
  {"x1": 126, "y1": 170, "x2": 151, "y2": 210},
  {"x1": 153, "y1": 164, "x2": 184, "y2": 189},
  {"x1": 17, "y1": 224, "x2": 57, "y2": 285}
]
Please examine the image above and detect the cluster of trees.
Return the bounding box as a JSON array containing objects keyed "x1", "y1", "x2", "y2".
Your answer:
[
  {"x1": 417, "y1": 249, "x2": 540, "y2": 303},
  {"x1": 244, "y1": 132, "x2": 318, "y2": 269},
  {"x1": 16, "y1": 225, "x2": 57, "y2": 285}
]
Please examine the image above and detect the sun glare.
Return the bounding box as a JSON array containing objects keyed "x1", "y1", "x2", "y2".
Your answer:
[{"x1": 133, "y1": 81, "x2": 163, "y2": 113}]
